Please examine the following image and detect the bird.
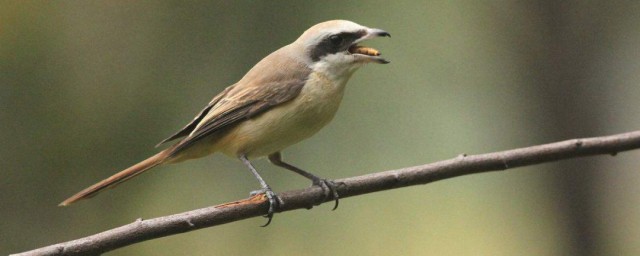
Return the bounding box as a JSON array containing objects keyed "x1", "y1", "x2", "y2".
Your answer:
[{"x1": 59, "y1": 20, "x2": 390, "y2": 225}]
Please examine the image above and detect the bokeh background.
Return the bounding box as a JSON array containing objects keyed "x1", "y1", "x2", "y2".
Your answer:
[{"x1": 3, "y1": 1, "x2": 640, "y2": 255}]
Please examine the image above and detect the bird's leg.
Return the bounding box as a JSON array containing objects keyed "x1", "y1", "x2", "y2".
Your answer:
[
  {"x1": 239, "y1": 154, "x2": 281, "y2": 227},
  {"x1": 268, "y1": 152, "x2": 340, "y2": 210}
]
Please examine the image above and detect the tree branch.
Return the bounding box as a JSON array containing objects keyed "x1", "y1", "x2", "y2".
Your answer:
[{"x1": 13, "y1": 130, "x2": 640, "y2": 256}]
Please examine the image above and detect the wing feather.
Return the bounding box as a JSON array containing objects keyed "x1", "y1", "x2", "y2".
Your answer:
[
  {"x1": 169, "y1": 79, "x2": 306, "y2": 155},
  {"x1": 156, "y1": 85, "x2": 236, "y2": 147},
  {"x1": 160, "y1": 46, "x2": 311, "y2": 156}
]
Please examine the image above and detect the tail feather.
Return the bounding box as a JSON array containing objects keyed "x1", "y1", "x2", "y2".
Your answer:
[{"x1": 59, "y1": 151, "x2": 168, "y2": 206}]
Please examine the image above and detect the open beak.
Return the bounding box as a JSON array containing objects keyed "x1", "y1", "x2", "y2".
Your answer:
[{"x1": 348, "y1": 28, "x2": 391, "y2": 64}]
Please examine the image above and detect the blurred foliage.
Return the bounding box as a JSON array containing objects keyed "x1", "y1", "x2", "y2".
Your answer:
[{"x1": 2, "y1": 1, "x2": 640, "y2": 255}]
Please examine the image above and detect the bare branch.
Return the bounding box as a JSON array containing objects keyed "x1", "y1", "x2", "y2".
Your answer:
[{"x1": 12, "y1": 130, "x2": 640, "y2": 256}]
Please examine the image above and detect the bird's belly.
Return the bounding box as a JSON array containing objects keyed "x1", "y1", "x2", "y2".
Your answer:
[{"x1": 217, "y1": 73, "x2": 346, "y2": 159}]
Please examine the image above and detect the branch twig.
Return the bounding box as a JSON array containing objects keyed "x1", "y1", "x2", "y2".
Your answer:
[{"x1": 13, "y1": 130, "x2": 640, "y2": 256}]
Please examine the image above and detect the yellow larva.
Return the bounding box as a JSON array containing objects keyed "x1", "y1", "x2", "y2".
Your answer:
[{"x1": 353, "y1": 46, "x2": 380, "y2": 56}]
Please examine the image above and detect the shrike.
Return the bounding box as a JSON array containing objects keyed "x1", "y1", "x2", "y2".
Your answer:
[{"x1": 60, "y1": 20, "x2": 390, "y2": 224}]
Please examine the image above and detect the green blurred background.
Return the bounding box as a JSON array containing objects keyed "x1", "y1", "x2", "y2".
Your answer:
[{"x1": 3, "y1": 1, "x2": 640, "y2": 255}]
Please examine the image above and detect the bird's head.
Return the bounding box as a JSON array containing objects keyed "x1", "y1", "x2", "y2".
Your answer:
[{"x1": 293, "y1": 20, "x2": 390, "y2": 77}]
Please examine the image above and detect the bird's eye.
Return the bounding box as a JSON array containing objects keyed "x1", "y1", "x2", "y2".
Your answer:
[{"x1": 329, "y1": 35, "x2": 343, "y2": 46}]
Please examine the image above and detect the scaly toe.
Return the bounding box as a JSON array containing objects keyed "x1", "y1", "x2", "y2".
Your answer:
[
  {"x1": 312, "y1": 179, "x2": 340, "y2": 210},
  {"x1": 250, "y1": 188, "x2": 281, "y2": 227}
]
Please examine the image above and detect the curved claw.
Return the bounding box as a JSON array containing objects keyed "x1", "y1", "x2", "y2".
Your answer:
[
  {"x1": 251, "y1": 188, "x2": 281, "y2": 227},
  {"x1": 313, "y1": 179, "x2": 340, "y2": 210}
]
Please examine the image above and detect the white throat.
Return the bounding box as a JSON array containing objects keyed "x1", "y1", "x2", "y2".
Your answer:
[{"x1": 309, "y1": 55, "x2": 363, "y2": 86}]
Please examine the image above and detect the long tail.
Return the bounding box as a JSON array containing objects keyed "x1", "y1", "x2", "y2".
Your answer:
[{"x1": 59, "y1": 151, "x2": 169, "y2": 206}]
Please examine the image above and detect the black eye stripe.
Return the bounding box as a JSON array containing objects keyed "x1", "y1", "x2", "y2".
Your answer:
[
  {"x1": 308, "y1": 30, "x2": 367, "y2": 62},
  {"x1": 329, "y1": 35, "x2": 343, "y2": 45},
  {"x1": 330, "y1": 33, "x2": 357, "y2": 45}
]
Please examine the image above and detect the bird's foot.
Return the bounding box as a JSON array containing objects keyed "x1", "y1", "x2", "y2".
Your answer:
[
  {"x1": 312, "y1": 179, "x2": 341, "y2": 210},
  {"x1": 250, "y1": 187, "x2": 281, "y2": 227}
]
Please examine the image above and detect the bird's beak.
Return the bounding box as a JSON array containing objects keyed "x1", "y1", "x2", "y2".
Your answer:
[{"x1": 348, "y1": 28, "x2": 391, "y2": 64}]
